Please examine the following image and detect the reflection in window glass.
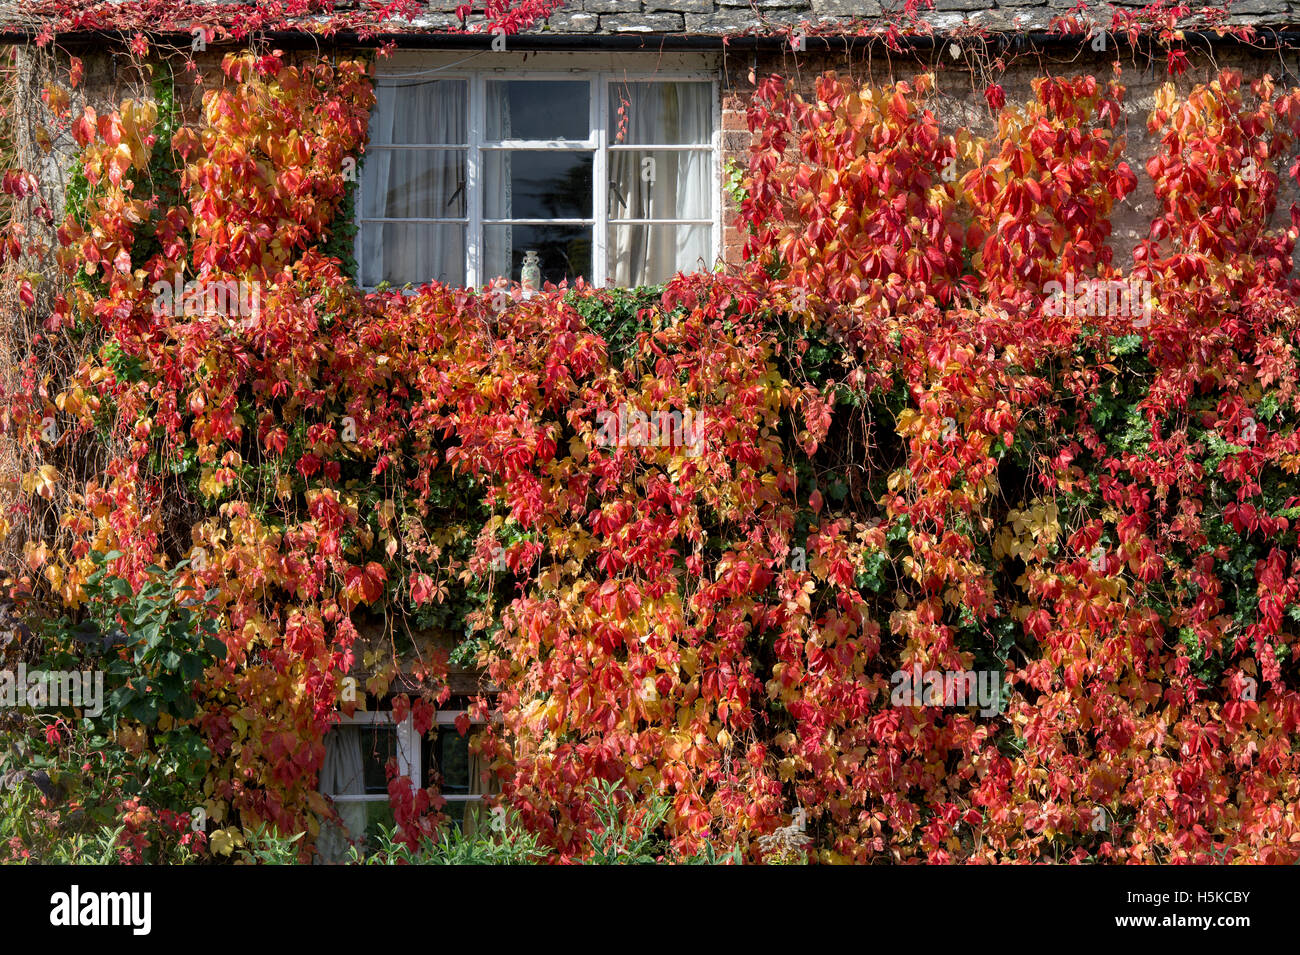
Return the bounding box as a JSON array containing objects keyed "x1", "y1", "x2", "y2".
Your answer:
[
  {"x1": 486, "y1": 80, "x2": 590, "y2": 141},
  {"x1": 484, "y1": 150, "x2": 594, "y2": 221},
  {"x1": 358, "y1": 725, "x2": 398, "y2": 794},
  {"x1": 485, "y1": 223, "x2": 592, "y2": 286},
  {"x1": 428, "y1": 727, "x2": 471, "y2": 795},
  {"x1": 318, "y1": 800, "x2": 395, "y2": 862}
]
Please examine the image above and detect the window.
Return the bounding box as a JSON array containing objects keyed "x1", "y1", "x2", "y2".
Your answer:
[
  {"x1": 422, "y1": 705, "x2": 498, "y2": 833},
  {"x1": 359, "y1": 57, "x2": 720, "y2": 290},
  {"x1": 318, "y1": 697, "x2": 495, "y2": 861}
]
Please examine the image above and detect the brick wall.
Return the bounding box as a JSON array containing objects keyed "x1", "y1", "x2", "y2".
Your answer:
[{"x1": 715, "y1": 41, "x2": 1300, "y2": 267}]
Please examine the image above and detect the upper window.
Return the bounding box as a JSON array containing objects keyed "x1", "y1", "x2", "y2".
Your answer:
[{"x1": 359, "y1": 62, "x2": 719, "y2": 290}]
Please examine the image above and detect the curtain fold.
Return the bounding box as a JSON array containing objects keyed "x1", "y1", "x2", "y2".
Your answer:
[
  {"x1": 362, "y1": 79, "x2": 467, "y2": 287},
  {"x1": 461, "y1": 747, "x2": 502, "y2": 837},
  {"x1": 318, "y1": 725, "x2": 366, "y2": 863},
  {"x1": 609, "y1": 83, "x2": 712, "y2": 286}
]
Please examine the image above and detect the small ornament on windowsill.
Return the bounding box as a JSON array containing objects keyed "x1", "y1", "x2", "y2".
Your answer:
[{"x1": 520, "y1": 250, "x2": 541, "y2": 299}]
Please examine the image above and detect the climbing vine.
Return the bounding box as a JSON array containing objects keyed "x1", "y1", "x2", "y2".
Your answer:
[{"x1": 6, "y1": 21, "x2": 1300, "y2": 864}]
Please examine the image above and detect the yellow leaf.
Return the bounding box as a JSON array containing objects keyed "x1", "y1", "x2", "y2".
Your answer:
[
  {"x1": 21, "y1": 464, "x2": 60, "y2": 500},
  {"x1": 210, "y1": 827, "x2": 242, "y2": 857},
  {"x1": 568, "y1": 435, "x2": 588, "y2": 463}
]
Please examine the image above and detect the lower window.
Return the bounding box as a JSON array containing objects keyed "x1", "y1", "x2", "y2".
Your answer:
[{"x1": 317, "y1": 700, "x2": 497, "y2": 861}]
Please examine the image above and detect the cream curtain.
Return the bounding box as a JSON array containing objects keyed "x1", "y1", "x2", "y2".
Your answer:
[
  {"x1": 460, "y1": 748, "x2": 502, "y2": 837},
  {"x1": 609, "y1": 82, "x2": 712, "y2": 286},
  {"x1": 318, "y1": 725, "x2": 366, "y2": 863},
  {"x1": 362, "y1": 78, "x2": 467, "y2": 287}
]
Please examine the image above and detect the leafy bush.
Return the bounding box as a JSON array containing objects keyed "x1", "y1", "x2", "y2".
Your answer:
[
  {"x1": 0, "y1": 553, "x2": 223, "y2": 863},
  {"x1": 352, "y1": 781, "x2": 739, "y2": 864}
]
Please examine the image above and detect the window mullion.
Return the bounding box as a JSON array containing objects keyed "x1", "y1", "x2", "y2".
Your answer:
[
  {"x1": 467, "y1": 74, "x2": 484, "y2": 289},
  {"x1": 593, "y1": 75, "x2": 608, "y2": 289},
  {"x1": 397, "y1": 714, "x2": 419, "y2": 792}
]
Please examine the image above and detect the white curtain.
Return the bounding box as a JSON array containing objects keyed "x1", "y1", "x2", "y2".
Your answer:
[
  {"x1": 610, "y1": 83, "x2": 712, "y2": 286},
  {"x1": 318, "y1": 726, "x2": 366, "y2": 863},
  {"x1": 363, "y1": 78, "x2": 467, "y2": 287}
]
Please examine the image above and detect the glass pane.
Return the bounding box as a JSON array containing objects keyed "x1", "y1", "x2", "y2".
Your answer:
[
  {"x1": 484, "y1": 224, "x2": 591, "y2": 287},
  {"x1": 608, "y1": 81, "x2": 712, "y2": 146},
  {"x1": 607, "y1": 149, "x2": 710, "y2": 221},
  {"x1": 486, "y1": 80, "x2": 590, "y2": 141},
  {"x1": 606, "y1": 223, "x2": 711, "y2": 286},
  {"x1": 357, "y1": 725, "x2": 398, "y2": 794},
  {"x1": 362, "y1": 149, "x2": 467, "y2": 219},
  {"x1": 430, "y1": 726, "x2": 471, "y2": 795},
  {"x1": 372, "y1": 78, "x2": 468, "y2": 145},
  {"x1": 318, "y1": 725, "x2": 404, "y2": 863},
  {"x1": 318, "y1": 799, "x2": 395, "y2": 862},
  {"x1": 484, "y1": 150, "x2": 593, "y2": 221},
  {"x1": 363, "y1": 799, "x2": 395, "y2": 839},
  {"x1": 359, "y1": 222, "x2": 466, "y2": 288}
]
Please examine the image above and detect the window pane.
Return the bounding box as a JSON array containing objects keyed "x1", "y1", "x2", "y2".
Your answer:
[
  {"x1": 362, "y1": 149, "x2": 467, "y2": 219},
  {"x1": 318, "y1": 799, "x2": 394, "y2": 862},
  {"x1": 359, "y1": 222, "x2": 466, "y2": 288},
  {"x1": 372, "y1": 78, "x2": 468, "y2": 145},
  {"x1": 430, "y1": 726, "x2": 471, "y2": 795},
  {"x1": 484, "y1": 150, "x2": 593, "y2": 221},
  {"x1": 484, "y1": 224, "x2": 591, "y2": 286},
  {"x1": 607, "y1": 149, "x2": 710, "y2": 221},
  {"x1": 486, "y1": 80, "x2": 590, "y2": 141},
  {"x1": 357, "y1": 725, "x2": 398, "y2": 794},
  {"x1": 318, "y1": 724, "x2": 400, "y2": 797},
  {"x1": 608, "y1": 82, "x2": 712, "y2": 146},
  {"x1": 606, "y1": 223, "x2": 710, "y2": 286}
]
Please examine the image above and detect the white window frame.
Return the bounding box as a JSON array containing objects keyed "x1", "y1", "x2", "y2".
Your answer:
[
  {"x1": 323, "y1": 708, "x2": 420, "y2": 812},
  {"x1": 357, "y1": 53, "x2": 723, "y2": 290}
]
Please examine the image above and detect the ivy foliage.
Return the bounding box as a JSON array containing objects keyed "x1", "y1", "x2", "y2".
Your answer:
[{"x1": 6, "y1": 55, "x2": 1300, "y2": 866}]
